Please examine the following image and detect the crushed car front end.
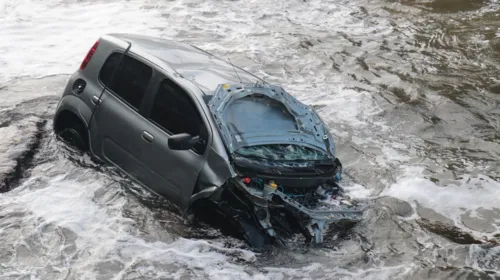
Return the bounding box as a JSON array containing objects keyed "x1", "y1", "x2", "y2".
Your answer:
[{"x1": 192, "y1": 82, "x2": 365, "y2": 247}]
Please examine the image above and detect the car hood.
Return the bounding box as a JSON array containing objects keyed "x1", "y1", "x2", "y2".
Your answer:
[{"x1": 207, "y1": 83, "x2": 336, "y2": 160}]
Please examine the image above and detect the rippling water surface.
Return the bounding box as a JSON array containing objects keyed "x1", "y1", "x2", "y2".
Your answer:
[{"x1": 1, "y1": 0, "x2": 499, "y2": 279}]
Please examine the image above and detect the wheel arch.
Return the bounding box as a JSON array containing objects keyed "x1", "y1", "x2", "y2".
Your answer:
[
  {"x1": 54, "y1": 95, "x2": 93, "y2": 127},
  {"x1": 53, "y1": 95, "x2": 94, "y2": 150},
  {"x1": 53, "y1": 110, "x2": 87, "y2": 132}
]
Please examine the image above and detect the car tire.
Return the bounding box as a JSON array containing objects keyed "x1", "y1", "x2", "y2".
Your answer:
[{"x1": 57, "y1": 121, "x2": 88, "y2": 152}]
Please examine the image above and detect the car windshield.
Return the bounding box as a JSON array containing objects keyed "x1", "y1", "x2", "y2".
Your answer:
[{"x1": 235, "y1": 144, "x2": 327, "y2": 161}]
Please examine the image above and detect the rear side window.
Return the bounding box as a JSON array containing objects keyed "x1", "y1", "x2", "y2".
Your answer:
[
  {"x1": 150, "y1": 78, "x2": 207, "y2": 153},
  {"x1": 99, "y1": 52, "x2": 152, "y2": 110}
]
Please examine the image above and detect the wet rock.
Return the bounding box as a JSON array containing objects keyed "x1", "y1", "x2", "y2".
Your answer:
[
  {"x1": 96, "y1": 260, "x2": 126, "y2": 279},
  {"x1": 0, "y1": 117, "x2": 47, "y2": 192},
  {"x1": 0, "y1": 77, "x2": 63, "y2": 192},
  {"x1": 389, "y1": 87, "x2": 411, "y2": 103},
  {"x1": 356, "y1": 57, "x2": 369, "y2": 71},
  {"x1": 416, "y1": 204, "x2": 454, "y2": 225},
  {"x1": 338, "y1": 32, "x2": 362, "y2": 47},
  {"x1": 489, "y1": 83, "x2": 500, "y2": 95},
  {"x1": 402, "y1": 0, "x2": 487, "y2": 13},
  {"x1": 377, "y1": 197, "x2": 414, "y2": 217},
  {"x1": 299, "y1": 39, "x2": 314, "y2": 49},
  {"x1": 407, "y1": 266, "x2": 496, "y2": 280},
  {"x1": 460, "y1": 208, "x2": 498, "y2": 233},
  {"x1": 417, "y1": 218, "x2": 482, "y2": 245}
]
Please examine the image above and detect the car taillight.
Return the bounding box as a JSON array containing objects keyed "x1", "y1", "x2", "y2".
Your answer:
[{"x1": 79, "y1": 40, "x2": 99, "y2": 70}]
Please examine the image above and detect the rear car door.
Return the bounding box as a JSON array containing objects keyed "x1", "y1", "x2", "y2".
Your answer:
[
  {"x1": 89, "y1": 52, "x2": 172, "y2": 195},
  {"x1": 141, "y1": 77, "x2": 211, "y2": 209}
]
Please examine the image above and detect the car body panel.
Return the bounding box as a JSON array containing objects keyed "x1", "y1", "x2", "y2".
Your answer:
[
  {"x1": 193, "y1": 145, "x2": 235, "y2": 196},
  {"x1": 89, "y1": 67, "x2": 176, "y2": 200},
  {"x1": 54, "y1": 93, "x2": 93, "y2": 128},
  {"x1": 139, "y1": 73, "x2": 217, "y2": 209},
  {"x1": 109, "y1": 33, "x2": 261, "y2": 94},
  {"x1": 207, "y1": 83, "x2": 336, "y2": 158},
  {"x1": 86, "y1": 40, "x2": 217, "y2": 210}
]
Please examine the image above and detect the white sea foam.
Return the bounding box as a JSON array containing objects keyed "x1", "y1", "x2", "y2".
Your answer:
[
  {"x1": 344, "y1": 183, "x2": 374, "y2": 199},
  {"x1": 0, "y1": 168, "x2": 262, "y2": 279},
  {"x1": 382, "y1": 166, "x2": 500, "y2": 236},
  {"x1": 0, "y1": 0, "x2": 163, "y2": 85}
]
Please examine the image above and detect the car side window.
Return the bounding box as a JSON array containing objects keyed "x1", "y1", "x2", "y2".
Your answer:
[
  {"x1": 149, "y1": 78, "x2": 208, "y2": 154},
  {"x1": 99, "y1": 52, "x2": 153, "y2": 110}
]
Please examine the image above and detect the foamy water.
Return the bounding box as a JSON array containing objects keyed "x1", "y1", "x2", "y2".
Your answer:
[
  {"x1": 1, "y1": 0, "x2": 499, "y2": 278},
  {"x1": 0, "y1": 0, "x2": 165, "y2": 85}
]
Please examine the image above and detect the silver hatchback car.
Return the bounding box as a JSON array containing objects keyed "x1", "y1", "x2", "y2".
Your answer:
[{"x1": 53, "y1": 34, "x2": 364, "y2": 248}]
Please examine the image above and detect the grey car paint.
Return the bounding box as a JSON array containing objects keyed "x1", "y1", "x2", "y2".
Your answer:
[
  {"x1": 109, "y1": 33, "x2": 261, "y2": 94},
  {"x1": 208, "y1": 83, "x2": 336, "y2": 157},
  {"x1": 54, "y1": 34, "x2": 261, "y2": 211}
]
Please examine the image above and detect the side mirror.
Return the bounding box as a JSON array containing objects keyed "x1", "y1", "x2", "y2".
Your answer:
[{"x1": 168, "y1": 133, "x2": 200, "y2": 150}]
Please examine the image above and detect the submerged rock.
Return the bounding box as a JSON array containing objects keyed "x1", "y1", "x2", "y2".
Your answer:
[
  {"x1": 377, "y1": 196, "x2": 414, "y2": 217},
  {"x1": 417, "y1": 218, "x2": 483, "y2": 245},
  {"x1": 0, "y1": 77, "x2": 63, "y2": 192},
  {"x1": 490, "y1": 83, "x2": 500, "y2": 95},
  {"x1": 461, "y1": 208, "x2": 499, "y2": 234},
  {"x1": 416, "y1": 204, "x2": 454, "y2": 225},
  {"x1": 0, "y1": 117, "x2": 47, "y2": 192}
]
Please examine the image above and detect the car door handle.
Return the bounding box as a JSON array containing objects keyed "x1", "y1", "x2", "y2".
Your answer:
[
  {"x1": 141, "y1": 131, "x2": 154, "y2": 143},
  {"x1": 91, "y1": 95, "x2": 102, "y2": 106}
]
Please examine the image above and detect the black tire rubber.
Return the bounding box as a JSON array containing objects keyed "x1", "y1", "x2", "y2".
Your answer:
[{"x1": 56, "y1": 120, "x2": 88, "y2": 152}]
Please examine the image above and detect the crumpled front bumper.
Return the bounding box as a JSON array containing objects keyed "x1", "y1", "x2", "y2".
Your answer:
[
  {"x1": 268, "y1": 189, "x2": 364, "y2": 243},
  {"x1": 234, "y1": 178, "x2": 365, "y2": 245}
]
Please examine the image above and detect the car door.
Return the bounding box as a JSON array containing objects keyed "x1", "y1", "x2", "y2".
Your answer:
[
  {"x1": 141, "y1": 76, "x2": 211, "y2": 209},
  {"x1": 88, "y1": 51, "x2": 166, "y2": 195}
]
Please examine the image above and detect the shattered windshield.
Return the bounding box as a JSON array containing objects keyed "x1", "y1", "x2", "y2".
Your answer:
[{"x1": 236, "y1": 144, "x2": 327, "y2": 161}]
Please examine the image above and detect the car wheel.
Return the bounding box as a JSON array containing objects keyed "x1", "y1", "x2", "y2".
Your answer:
[{"x1": 57, "y1": 122, "x2": 88, "y2": 151}]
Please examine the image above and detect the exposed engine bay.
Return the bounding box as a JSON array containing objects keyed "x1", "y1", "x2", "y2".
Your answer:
[
  {"x1": 238, "y1": 176, "x2": 363, "y2": 245},
  {"x1": 195, "y1": 156, "x2": 364, "y2": 248}
]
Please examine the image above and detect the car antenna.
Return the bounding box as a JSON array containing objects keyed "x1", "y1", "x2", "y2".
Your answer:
[
  {"x1": 228, "y1": 58, "x2": 243, "y2": 84},
  {"x1": 227, "y1": 57, "x2": 269, "y2": 88},
  {"x1": 88, "y1": 41, "x2": 132, "y2": 132}
]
